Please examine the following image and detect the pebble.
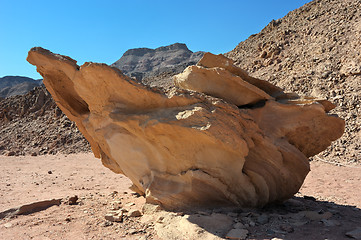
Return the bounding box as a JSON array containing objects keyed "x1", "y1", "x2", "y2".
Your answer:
[
  {"x1": 125, "y1": 202, "x2": 135, "y2": 207},
  {"x1": 346, "y1": 227, "x2": 361, "y2": 240},
  {"x1": 128, "y1": 209, "x2": 142, "y2": 217},
  {"x1": 101, "y1": 221, "x2": 113, "y2": 227},
  {"x1": 227, "y1": 212, "x2": 238, "y2": 218},
  {"x1": 233, "y1": 222, "x2": 245, "y2": 229},
  {"x1": 104, "y1": 213, "x2": 123, "y2": 222},
  {"x1": 290, "y1": 220, "x2": 308, "y2": 227},
  {"x1": 226, "y1": 228, "x2": 249, "y2": 240},
  {"x1": 110, "y1": 200, "x2": 122, "y2": 210},
  {"x1": 279, "y1": 224, "x2": 294, "y2": 233},
  {"x1": 256, "y1": 214, "x2": 269, "y2": 225},
  {"x1": 321, "y1": 219, "x2": 341, "y2": 227},
  {"x1": 4, "y1": 223, "x2": 13, "y2": 228}
]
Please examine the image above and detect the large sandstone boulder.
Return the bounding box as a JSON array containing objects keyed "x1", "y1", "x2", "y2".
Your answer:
[{"x1": 27, "y1": 48, "x2": 344, "y2": 210}]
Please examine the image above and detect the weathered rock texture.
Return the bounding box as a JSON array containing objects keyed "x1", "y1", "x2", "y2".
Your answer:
[{"x1": 27, "y1": 48, "x2": 344, "y2": 210}]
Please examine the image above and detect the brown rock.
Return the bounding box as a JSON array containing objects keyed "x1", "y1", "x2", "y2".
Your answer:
[
  {"x1": 174, "y1": 65, "x2": 273, "y2": 106},
  {"x1": 6, "y1": 151, "x2": 16, "y2": 156},
  {"x1": 197, "y1": 52, "x2": 284, "y2": 98},
  {"x1": 104, "y1": 213, "x2": 122, "y2": 222},
  {"x1": 27, "y1": 47, "x2": 344, "y2": 210},
  {"x1": 128, "y1": 209, "x2": 142, "y2": 217}
]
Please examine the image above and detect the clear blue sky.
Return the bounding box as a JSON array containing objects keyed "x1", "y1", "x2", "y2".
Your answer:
[{"x1": 0, "y1": 0, "x2": 311, "y2": 79}]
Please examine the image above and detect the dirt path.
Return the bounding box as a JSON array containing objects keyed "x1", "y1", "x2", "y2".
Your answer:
[{"x1": 0, "y1": 154, "x2": 360, "y2": 239}]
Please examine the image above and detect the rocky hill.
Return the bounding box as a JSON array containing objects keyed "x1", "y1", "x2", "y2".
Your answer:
[
  {"x1": 112, "y1": 43, "x2": 204, "y2": 89},
  {"x1": 0, "y1": 86, "x2": 90, "y2": 156},
  {"x1": 225, "y1": 0, "x2": 360, "y2": 164},
  {"x1": 0, "y1": 76, "x2": 42, "y2": 98}
]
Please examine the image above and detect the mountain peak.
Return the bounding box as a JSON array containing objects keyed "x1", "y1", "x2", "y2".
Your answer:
[
  {"x1": 122, "y1": 43, "x2": 190, "y2": 57},
  {"x1": 112, "y1": 43, "x2": 203, "y2": 81}
]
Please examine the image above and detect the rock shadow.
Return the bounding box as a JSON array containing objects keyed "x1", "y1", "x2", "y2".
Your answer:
[{"x1": 184, "y1": 196, "x2": 361, "y2": 240}]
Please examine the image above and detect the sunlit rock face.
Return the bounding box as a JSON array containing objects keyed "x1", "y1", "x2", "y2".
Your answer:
[{"x1": 27, "y1": 48, "x2": 344, "y2": 210}]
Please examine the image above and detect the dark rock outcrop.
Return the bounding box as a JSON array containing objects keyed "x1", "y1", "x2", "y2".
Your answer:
[
  {"x1": 112, "y1": 43, "x2": 204, "y2": 89},
  {"x1": 0, "y1": 76, "x2": 42, "y2": 98}
]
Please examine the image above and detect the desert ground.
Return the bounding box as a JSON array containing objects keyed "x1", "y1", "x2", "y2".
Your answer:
[{"x1": 1, "y1": 153, "x2": 360, "y2": 240}]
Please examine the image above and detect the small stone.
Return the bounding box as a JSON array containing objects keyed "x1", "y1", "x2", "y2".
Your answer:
[
  {"x1": 104, "y1": 213, "x2": 114, "y2": 221},
  {"x1": 227, "y1": 212, "x2": 238, "y2": 218},
  {"x1": 68, "y1": 195, "x2": 78, "y2": 205},
  {"x1": 6, "y1": 151, "x2": 15, "y2": 156},
  {"x1": 109, "y1": 191, "x2": 118, "y2": 197},
  {"x1": 241, "y1": 216, "x2": 252, "y2": 224},
  {"x1": 280, "y1": 224, "x2": 294, "y2": 233},
  {"x1": 110, "y1": 200, "x2": 122, "y2": 210},
  {"x1": 142, "y1": 203, "x2": 161, "y2": 214},
  {"x1": 156, "y1": 216, "x2": 164, "y2": 223},
  {"x1": 113, "y1": 215, "x2": 123, "y2": 222},
  {"x1": 226, "y1": 228, "x2": 248, "y2": 240},
  {"x1": 31, "y1": 152, "x2": 37, "y2": 156},
  {"x1": 290, "y1": 220, "x2": 308, "y2": 227},
  {"x1": 119, "y1": 208, "x2": 128, "y2": 214},
  {"x1": 256, "y1": 214, "x2": 269, "y2": 225},
  {"x1": 346, "y1": 227, "x2": 361, "y2": 240},
  {"x1": 63, "y1": 195, "x2": 78, "y2": 205},
  {"x1": 104, "y1": 213, "x2": 122, "y2": 222},
  {"x1": 128, "y1": 209, "x2": 142, "y2": 217},
  {"x1": 101, "y1": 221, "x2": 113, "y2": 227},
  {"x1": 321, "y1": 219, "x2": 341, "y2": 227},
  {"x1": 233, "y1": 222, "x2": 245, "y2": 229},
  {"x1": 125, "y1": 202, "x2": 135, "y2": 207},
  {"x1": 48, "y1": 170, "x2": 52, "y2": 174},
  {"x1": 4, "y1": 223, "x2": 13, "y2": 228}
]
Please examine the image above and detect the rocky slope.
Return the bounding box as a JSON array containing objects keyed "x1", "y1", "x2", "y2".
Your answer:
[
  {"x1": 225, "y1": 0, "x2": 361, "y2": 164},
  {"x1": 0, "y1": 76, "x2": 42, "y2": 98},
  {"x1": 0, "y1": 86, "x2": 90, "y2": 156}
]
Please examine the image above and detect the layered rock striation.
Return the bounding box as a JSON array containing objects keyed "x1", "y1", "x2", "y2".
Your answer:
[{"x1": 27, "y1": 48, "x2": 344, "y2": 210}]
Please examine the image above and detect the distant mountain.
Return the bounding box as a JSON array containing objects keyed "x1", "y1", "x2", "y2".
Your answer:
[
  {"x1": 0, "y1": 76, "x2": 42, "y2": 98},
  {"x1": 111, "y1": 43, "x2": 204, "y2": 85}
]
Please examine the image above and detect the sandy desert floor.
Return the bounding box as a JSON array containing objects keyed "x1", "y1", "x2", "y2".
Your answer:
[{"x1": 0, "y1": 153, "x2": 360, "y2": 240}]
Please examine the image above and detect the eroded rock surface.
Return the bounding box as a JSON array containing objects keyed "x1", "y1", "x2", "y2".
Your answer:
[{"x1": 27, "y1": 48, "x2": 344, "y2": 210}]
